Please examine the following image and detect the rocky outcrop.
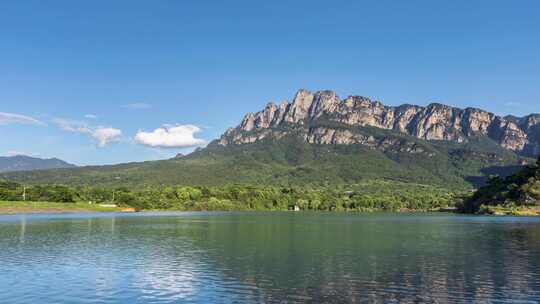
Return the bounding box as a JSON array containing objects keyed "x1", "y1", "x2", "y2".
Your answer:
[
  {"x1": 305, "y1": 127, "x2": 432, "y2": 155},
  {"x1": 218, "y1": 89, "x2": 540, "y2": 156}
]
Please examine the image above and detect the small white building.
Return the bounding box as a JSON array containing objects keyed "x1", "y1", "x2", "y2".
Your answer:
[{"x1": 289, "y1": 205, "x2": 300, "y2": 211}]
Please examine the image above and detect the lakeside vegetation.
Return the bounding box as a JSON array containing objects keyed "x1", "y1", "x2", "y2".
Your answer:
[
  {"x1": 1, "y1": 179, "x2": 460, "y2": 212},
  {"x1": 460, "y1": 157, "x2": 540, "y2": 215}
]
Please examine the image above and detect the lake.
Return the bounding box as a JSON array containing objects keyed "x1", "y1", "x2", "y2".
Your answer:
[{"x1": 0, "y1": 212, "x2": 539, "y2": 303}]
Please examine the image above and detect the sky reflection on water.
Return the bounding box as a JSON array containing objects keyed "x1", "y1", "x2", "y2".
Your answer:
[{"x1": 0, "y1": 212, "x2": 539, "y2": 303}]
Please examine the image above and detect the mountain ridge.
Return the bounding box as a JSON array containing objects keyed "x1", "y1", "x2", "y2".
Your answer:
[
  {"x1": 1, "y1": 89, "x2": 537, "y2": 189},
  {"x1": 216, "y1": 89, "x2": 540, "y2": 157}
]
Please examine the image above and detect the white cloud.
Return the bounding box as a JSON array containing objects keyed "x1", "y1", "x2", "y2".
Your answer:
[
  {"x1": 0, "y1": 112, "x2": 43, "y2": 126},
  {"x1": 123, "y1": 102, "x2": 151, "y2": 110},
  {"x1": 53, "y1": 118, "x2": 122, "y2": 147},
  {"x1": 53, "y1": 118, "x2": 92, "y2": 133},
  {"x1": 92, "y1": 127, "x2": 122, "y2": 147},
  {"x1": 85, "y1": 114, "x2": 98, "y2": 119},
  {"x1": 135, "y1": 124, "x2": 207, "y2": 148}
]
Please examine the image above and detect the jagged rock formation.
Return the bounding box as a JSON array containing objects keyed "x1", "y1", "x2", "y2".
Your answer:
[{"x1": 217, "y1": 89, "x2": 540, "y2": 156}]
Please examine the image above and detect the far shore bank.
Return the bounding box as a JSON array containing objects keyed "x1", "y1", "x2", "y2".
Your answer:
[
  {"x1": 1, "y1": 201, "x2": 539, "y2": 216},
  {"x1": 478, "y1": 205, "x2": 540, "y2": 216},
  {"x1": 0, "y1": 201, "x2": 135, "y2": 214}
]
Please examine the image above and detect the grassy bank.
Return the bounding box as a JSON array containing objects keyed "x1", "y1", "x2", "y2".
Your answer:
[
  {"x1": 0, "y1": 201, "x2": 125, "y2": 214},
  {"x1": 478, "y1": 205, "x2": 540, "y2": 216}
]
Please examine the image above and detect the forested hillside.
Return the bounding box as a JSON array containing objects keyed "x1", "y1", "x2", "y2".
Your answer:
[
  {"x1": 462, "y1": 157, "x2": 540, "y2": 214},
  {"x1": 1, "y1": 133, "x2": 526, "y2": 190}
]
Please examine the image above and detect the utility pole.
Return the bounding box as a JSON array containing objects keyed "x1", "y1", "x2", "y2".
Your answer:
[
  {"x1": 22, "y1": 186, "x2": 26, "y2": 201},
  {"x1": 112, "y1": 190, "x2": 115, "y2": 203}
]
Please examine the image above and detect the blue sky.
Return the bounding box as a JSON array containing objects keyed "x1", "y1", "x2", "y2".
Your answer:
[{"x1": 1, "y1": 0, "x2": 539, "y2": 165}]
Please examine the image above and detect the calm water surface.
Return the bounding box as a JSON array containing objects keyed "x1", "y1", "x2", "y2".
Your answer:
[{"x1": 0, "y1": 212, "x2": 539, "y2": 303}]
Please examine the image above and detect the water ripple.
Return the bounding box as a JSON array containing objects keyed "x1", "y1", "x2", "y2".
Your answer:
[{"x1": 0, "y1": 212, "x2": 539, "y2": 303}]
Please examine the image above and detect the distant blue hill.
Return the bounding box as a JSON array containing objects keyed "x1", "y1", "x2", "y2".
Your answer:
[{"x1": 0, "y1": 155, "x2": 76, "y2": 173}]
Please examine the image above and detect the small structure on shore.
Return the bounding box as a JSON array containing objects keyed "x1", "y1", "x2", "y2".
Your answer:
[{"x1": 288, "y1": 204, "x2": 301, "y2": 211}]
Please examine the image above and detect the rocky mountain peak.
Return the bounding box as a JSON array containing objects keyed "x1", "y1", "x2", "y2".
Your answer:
[{"x1": 218, "y1": 89, "x2": 540, "y2": 157}]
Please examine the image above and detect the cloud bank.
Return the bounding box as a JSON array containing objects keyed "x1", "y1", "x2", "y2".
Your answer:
[
  {"x1": 53, "y1": 118, "x2": 122, "y2": 147},
  {"x1": 0, "y1": 112, "x2": 43, "y2": 126},
  {"x1": 53, "y1": 118, "x2": 92, "y2": 133},
  {"x1": 135, "y1": 125, "x2": 207, "y2": 148}
]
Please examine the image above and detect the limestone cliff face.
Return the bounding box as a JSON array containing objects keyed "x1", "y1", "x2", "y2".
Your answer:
[{"x1": 219, "y1": 89, "x2": 540, "y2": 156}]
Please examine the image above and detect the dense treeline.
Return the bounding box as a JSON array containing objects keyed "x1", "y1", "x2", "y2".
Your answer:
[
  {"x1": 0, "y1": 179, "x2": 459, "y2": 212},
  {"x1": 461, "y1": 157, "x2": 540, "y2": 213},
  {"x1": 0, "y1": 180, "x2": 77, "y2": 202}
]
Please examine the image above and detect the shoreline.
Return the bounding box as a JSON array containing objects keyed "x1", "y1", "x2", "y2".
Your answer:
[
  {"x1": 1, "y1": 201, "x2": 539, "y2": 216},
  {"x1": 478, "y1": 205, "x2": 540, "y2": 216},
  {"x1": 0, "y1": 201, "x2": 134, "y2": 215}
]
